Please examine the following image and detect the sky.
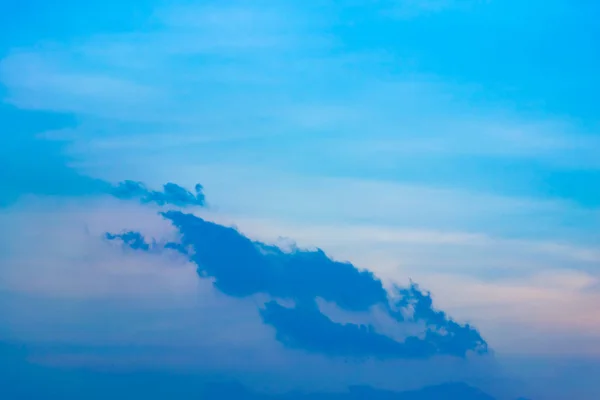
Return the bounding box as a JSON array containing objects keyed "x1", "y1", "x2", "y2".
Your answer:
[{"x1": 1, "y1": 0, "x2": 600, "y2": 399}]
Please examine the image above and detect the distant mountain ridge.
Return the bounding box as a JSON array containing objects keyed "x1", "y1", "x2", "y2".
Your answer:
[
  {"x1": 201, "y1": 381, "x2": 497, "y2": 399},
  {"x1": 1, "y1": 342, "x2": 529, "y2": 400}
]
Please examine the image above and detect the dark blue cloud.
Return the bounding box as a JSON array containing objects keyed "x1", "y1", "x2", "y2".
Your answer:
[
  {"x1": 110, "y1": 181, "x2": 205, "y2": 207},
  {"x1": 105, "y1": 231, "x2": 153, "y2": 251},
  {"x1": 161, "y1": 210, "x2": 387, "y2": 308},
  {"x1": 262, "y1": 300, "x2": 440, "y2": 359},
  {"x1": 107, "y1": 207, "x2": 488, "y2": 360},
  {"x1": 261, "y1": 295, "x2": 486, "y2": 359},
  {"x1": 105, "y1": 230, "x2": 187, "y2": 254}
]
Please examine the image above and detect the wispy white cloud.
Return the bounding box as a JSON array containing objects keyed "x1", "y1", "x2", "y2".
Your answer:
[
  {"x1": 0, "y1": 196, "x2": 502, "y2": 394},
  {"x1": 1, "y1": 0, "x2": 596, "y2": 171},
  {"x1": 414, "y1": 271, "x2": 600, "y2": 355},
  {"x1": 3, "y1": 194, "x2": 599, "y2": 375}
]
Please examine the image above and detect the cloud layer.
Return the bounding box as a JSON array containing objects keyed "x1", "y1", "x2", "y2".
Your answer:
[
  {"x1": 105, "y1": 181, "x2": 488, "y2": 361},
  {"x1": 2, "y1": 181, "x2": 581, "y2": 399}
]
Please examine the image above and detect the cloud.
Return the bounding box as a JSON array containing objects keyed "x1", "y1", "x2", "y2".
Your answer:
[
  {"x1": 105, "y1": 231, "x2": 153, "y2": 251},
  {"x1": 110, "y1": 180, "x2": 205, "y2": 207},
  {"x1": 206, "y1": 211, "x2": 600, "y2": 357},
  {"x1": 2, "y1": 0, "x2": 596, "y2": 172},
  {"x1": 0, "y1": 194, "x2": 510, "y2": 397},
  {"x1": 106, "y1": 206, "x2": 488, "y2": 360},
  {"x1": 260, "y1": 299, "x2": 482, "y2": 360}
]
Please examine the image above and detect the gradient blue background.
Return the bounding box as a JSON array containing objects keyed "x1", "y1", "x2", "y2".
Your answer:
[{"x1": 1, "y1": 1, "x2": 600, "y2": 399}]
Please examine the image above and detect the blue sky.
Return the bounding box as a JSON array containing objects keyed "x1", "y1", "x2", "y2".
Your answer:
[{"x1": 1, "y1": 1, "x2": 600, "y2": 399}]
